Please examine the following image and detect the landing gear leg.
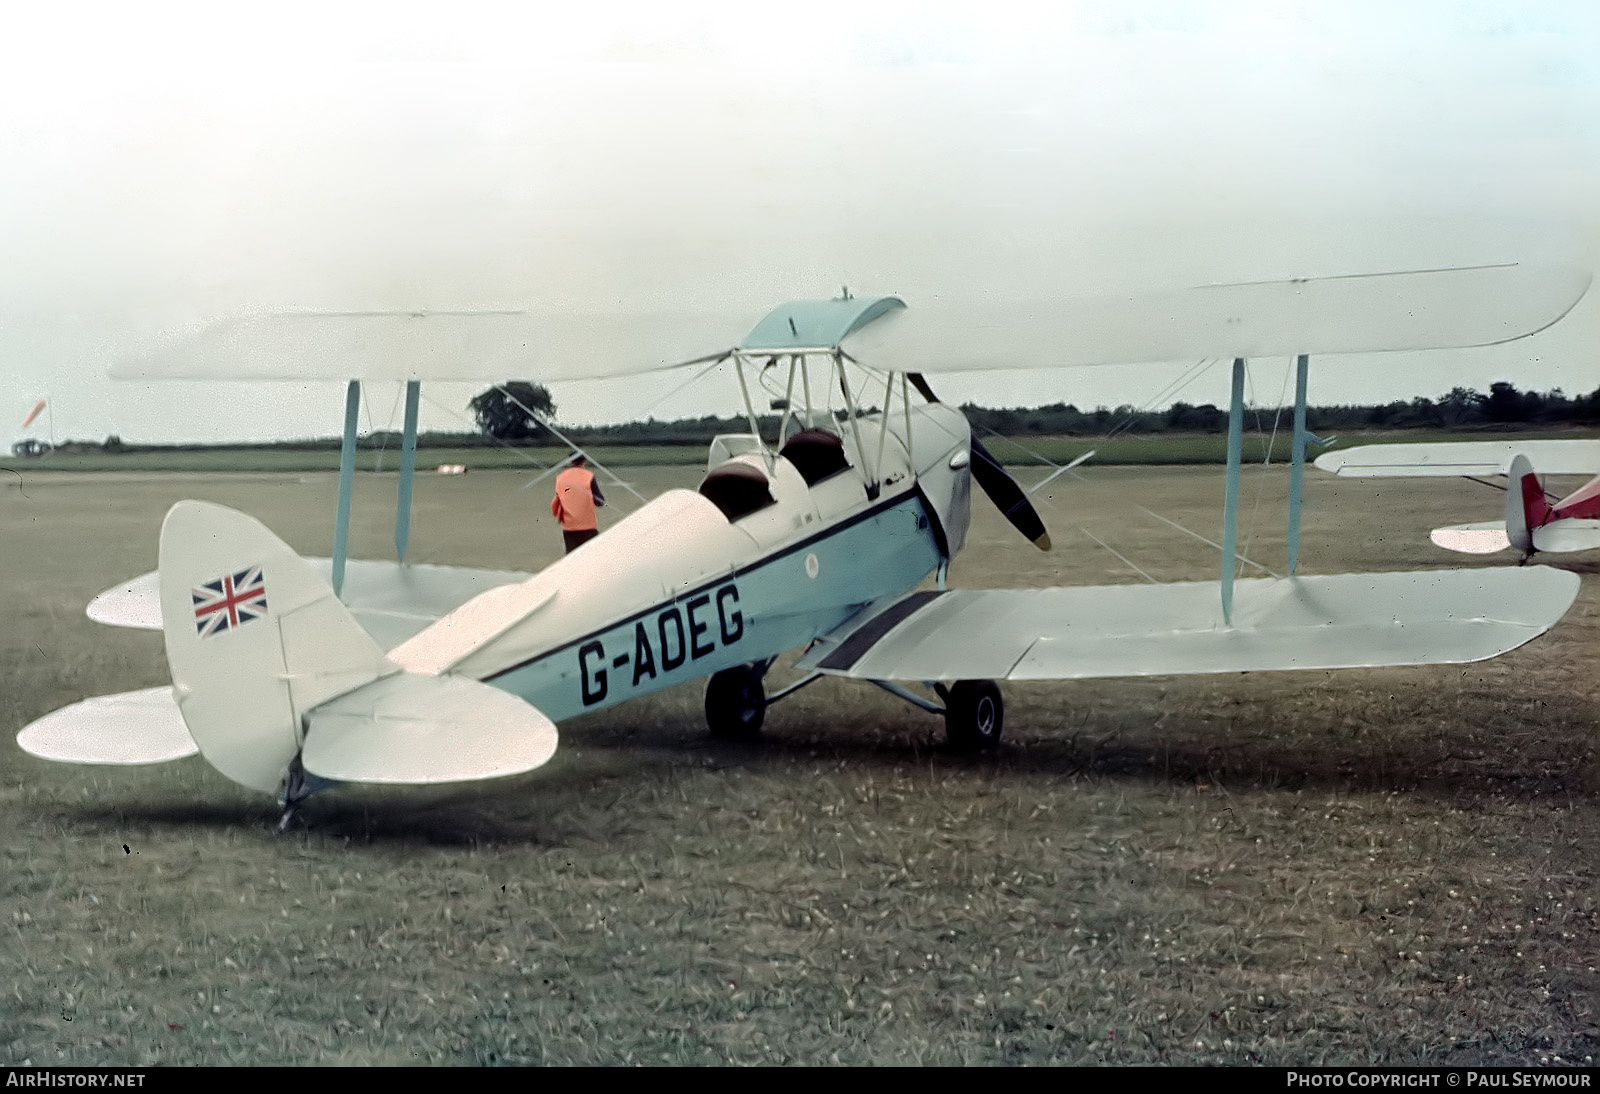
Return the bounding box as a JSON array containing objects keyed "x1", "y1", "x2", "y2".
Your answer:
[
  {"x1": 704, "y1": 662, "x2": 769, "y2": 740},
  {"x1": 940, "y1": 680, "x2": 1004, "y2": 752}
]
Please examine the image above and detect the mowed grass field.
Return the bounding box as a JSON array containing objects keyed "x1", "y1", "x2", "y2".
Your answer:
[{"x1": 2, "y1": 464, "x2": 1596, "y2": 1066}]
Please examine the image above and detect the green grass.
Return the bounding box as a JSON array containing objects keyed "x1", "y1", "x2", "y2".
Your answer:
[
  {"x1": 2, "y1": 466, "x2": 1597, "y2": 1064},
  {"x1": 5, "y1": 428, "x2": 1596, "y2": 473}
]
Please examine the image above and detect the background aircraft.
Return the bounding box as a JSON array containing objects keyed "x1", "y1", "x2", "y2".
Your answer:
[{"x1": 1315, "y1": 438, "x2": 1600, "y2": 556}]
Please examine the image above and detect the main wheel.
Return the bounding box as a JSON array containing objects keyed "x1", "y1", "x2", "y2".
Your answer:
[
  {"x1": 704, "y1": 665, "x2": 767, "y2": 740},
  {"x1": 943, "y1": 680, "x2": 1003, "y2": 751}
]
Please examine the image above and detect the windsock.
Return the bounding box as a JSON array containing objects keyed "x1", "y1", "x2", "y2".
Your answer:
[{"x1": 21, "y1": 398, "x2": 45, "y2": 428}]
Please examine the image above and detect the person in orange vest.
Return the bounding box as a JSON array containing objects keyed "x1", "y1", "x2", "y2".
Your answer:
[{"x1": 551, "y1": 454, "x2": 606, "y2": 553}]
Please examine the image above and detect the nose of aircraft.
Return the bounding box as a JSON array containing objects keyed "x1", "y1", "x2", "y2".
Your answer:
[{"x1": 909, "y1": 373, "x2": 1051, "y2": 551}]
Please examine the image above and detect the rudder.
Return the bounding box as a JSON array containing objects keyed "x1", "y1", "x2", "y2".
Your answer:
[{"x1": 1505, "y1": 453, "x2": 1554, "y2": 554}]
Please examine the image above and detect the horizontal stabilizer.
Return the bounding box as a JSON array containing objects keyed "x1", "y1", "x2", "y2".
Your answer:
[
  {"x1": 1430, "y1": 522, "x2": 1511, "y2": 554},
  {"x1": 798, "y1": 567, "x2": 1578, "y2": 682},
  {"x1": 302, "y1": 674, "x2": 557, "y2": 785},
  {"x1": 1316, "y1": 439, "x2": 1600, "y2": 478},
  {"x1": 1533, "y1": 518, "x2": 1600, "y2": 553},
  {"x1": 17, "y1": 687, "x2": 197, "y2": 765},
  {"x1": 89, "y1": 559, "x2": 529, "y2": 649}
]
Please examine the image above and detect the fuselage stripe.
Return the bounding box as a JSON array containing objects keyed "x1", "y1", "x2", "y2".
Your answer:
[{"x1": 483, "y1": 485, "x2": 924, "y2": 683}]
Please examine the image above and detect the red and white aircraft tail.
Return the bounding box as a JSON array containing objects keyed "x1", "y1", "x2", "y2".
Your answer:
[
  {"x1": 1503, "y1": 452, "x2": 1600, "y2": 555},
  {"x1": 1316, "y1": 439, "x2": 1600, "y2": 557}
]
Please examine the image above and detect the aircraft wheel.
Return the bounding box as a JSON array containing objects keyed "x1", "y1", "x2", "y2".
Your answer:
[
  {"x1": 705, "y1": 665, "x2": 766, "y2": 740},
  {"x1": 944, "y1": 680, "x2": 1003, "y2": 752}
]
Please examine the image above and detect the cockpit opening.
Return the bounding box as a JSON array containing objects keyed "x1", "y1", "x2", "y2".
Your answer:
[
  {"x1": 698, "y1": 462, "x2": 777, "y2": 522},
  {"x1": 779, "y1": 428, "x2": 850, "y2": 487}
]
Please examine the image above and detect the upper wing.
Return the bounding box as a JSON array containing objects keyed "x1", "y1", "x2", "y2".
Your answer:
[
  {"x1": 797, "y1": 568, "x2": 1578, "y2": 682},
  {"x1": 1316, "y1": 439, "x2": 1600, "y2": 478},
  {"x1": 848, "y1": 265, "x2": 1591, "y2": 373},
  {"x1": 110, "y1": 265, "x2": 1590, "y2": 384},
  {"x1": 112, "y1": 310, "x2": 740, "y2": 382},
  {"x1": 87, "y1": 558, "x2": 530, "y2": 650}
]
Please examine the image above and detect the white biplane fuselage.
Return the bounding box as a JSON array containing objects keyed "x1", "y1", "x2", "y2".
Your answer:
[{"x1": 394, "y1": 405, "x2": 965, "y2": 724}]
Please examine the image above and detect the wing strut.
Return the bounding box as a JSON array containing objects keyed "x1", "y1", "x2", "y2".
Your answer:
[
  {"x1": 1220, "y1": 358, "x2": 1245, "y2": 623},
  {"x1": 395, "y1": 380, "x2": 420, "y2": 561},
  {"x1": 1287, "y1": 354, "x2": 1310, "y2": 575},
  {"x1": 332, "y1": 379, "x2": 360, "y2": 598}
]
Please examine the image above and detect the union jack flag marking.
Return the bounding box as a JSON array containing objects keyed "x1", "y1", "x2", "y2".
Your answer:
[{"x1": 193, "y1": 566, "x2": 268, "y2": 638}]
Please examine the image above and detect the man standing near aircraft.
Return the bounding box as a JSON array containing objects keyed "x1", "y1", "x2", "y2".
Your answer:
[{"x1": 552, "y1": 454, "x2": 606, "y2": 552}]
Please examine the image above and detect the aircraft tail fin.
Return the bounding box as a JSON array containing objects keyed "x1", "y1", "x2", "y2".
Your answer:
[
  {"x1": 158, "y1": 500, "x2": 560, "y2": 797},
  {"x1": 1505, "y1": 453, "x2": 1554, "y2": 554},
  {"x1": 159, "y1": 501, "x2": 395, "y2": 794}
]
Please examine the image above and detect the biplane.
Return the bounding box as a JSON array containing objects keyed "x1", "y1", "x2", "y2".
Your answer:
[
  {"x1": 14, "y1": 264, "x2": 1592, "y2": 828},
  {"x1": 1315, "y1": 438, "x2": 1600, "y2": 557}
]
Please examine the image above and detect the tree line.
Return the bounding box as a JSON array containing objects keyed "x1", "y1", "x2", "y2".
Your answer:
[
  {"x1": 36, "y1": 379, "x2": 1600, "y2": 456},
  {"x1": 465, "y1": 379, "x2": 1600, "y2": 446},
  {"x1": 960, "y1": 382, "x2": 1600, "y2": 439}
]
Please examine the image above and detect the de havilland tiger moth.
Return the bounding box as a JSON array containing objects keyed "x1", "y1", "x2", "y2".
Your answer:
[{"x1": 14, "y1": 264, "x2": 1594, "y2": 828}]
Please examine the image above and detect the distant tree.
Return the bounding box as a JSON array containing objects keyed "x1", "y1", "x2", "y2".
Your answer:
[
  {"x1": 1486, "y1": 381, "x2": 1525, "y2": 423},
  {"x1": 1576, "y1": 386, "x2": 1600, "y2": 424},
  {"x1": 1436, "y1": 386, "x2": 1485, "y2": 427},
  {"x1": 469, "y1": 382, "x2": 557, "y2": 441}
]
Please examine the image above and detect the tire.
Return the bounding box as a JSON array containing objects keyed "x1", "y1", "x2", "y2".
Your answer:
[
  {"x1": 704, "y1": 665, "x2": 766, "y2": 740},
  {"x1": 944, "y1": 680, "x2": 1003, "y2": 751}
]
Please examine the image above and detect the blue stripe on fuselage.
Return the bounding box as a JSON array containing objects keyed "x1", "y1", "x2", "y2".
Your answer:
[{"x1": 483, "y1": 488, "x2": 942, "y2": 723}]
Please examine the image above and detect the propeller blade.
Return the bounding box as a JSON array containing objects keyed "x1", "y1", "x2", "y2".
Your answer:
[
  {"x1": 909, "y1": 372, "x2": 1050, "y2": 550},
  {"x1": 970, "y1": 437, "x2": 1052, "y2": 551}
]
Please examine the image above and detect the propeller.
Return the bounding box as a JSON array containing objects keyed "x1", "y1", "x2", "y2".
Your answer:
[{"x1": 908, "y1": 373, "x2": 1051, "y2": 551}]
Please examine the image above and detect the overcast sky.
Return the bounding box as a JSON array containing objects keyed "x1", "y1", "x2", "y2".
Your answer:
[{"x1": 3, "y1": 1, "x2": 1598, "y2": 448}]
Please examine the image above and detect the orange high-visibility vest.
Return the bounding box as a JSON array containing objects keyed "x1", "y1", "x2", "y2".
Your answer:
[{"x1": 553, "y1": 467, "x2": 599, "y2": 531}]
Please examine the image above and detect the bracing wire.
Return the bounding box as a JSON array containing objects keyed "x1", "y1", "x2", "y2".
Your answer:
[
  {"x1": 359, "y1": 384, "x2": 400, "y2": 474},
  {"x1": 979, "y1": 422, "x2": 1281, "y2": 578},
  {"x1": 961, "y1": 348, "x2": 1283, "y2": 581},
  {"x1": 1073, "y1": 522, "x2": 1161, "y2": 584},
  {"x1": 495, "y1": 384, "x2": 650, "y2": 507},
  {"x1": 1029, "y1": 490, "x2": 1162, "y2": 585},
  {"x1": 405, "y1": 391, "x2": 635, "y2": 567},
  {"x1": 1104, "y1": 358, "x2": 1219, "y2": 438},
  {"x1": 633, "y1": 354, "x2": 733, "y2": 423},
  {"x1": 1236, "y1": 359, "x2": 1293, "y2": 579}
]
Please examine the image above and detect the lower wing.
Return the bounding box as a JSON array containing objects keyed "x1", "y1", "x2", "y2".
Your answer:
[
  {"x1": 87, "y1": 558, "x2": 530, "y2": 650},
  {"x1": 798, "y1": 568, "x2": 1578, "y2": 682},
  {"x1": 1315, "y1": 439, "x2": 1600, "y2": 478}
]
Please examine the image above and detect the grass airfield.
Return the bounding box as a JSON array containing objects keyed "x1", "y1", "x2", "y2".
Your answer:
[{"x1": 2, "y1": 463, "x2": 1596, "y2": 1066}]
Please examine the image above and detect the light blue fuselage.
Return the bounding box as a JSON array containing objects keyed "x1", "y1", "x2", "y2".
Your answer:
[{"x1": 484, "y1": 487, "x2": 943, "y2": 723}]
